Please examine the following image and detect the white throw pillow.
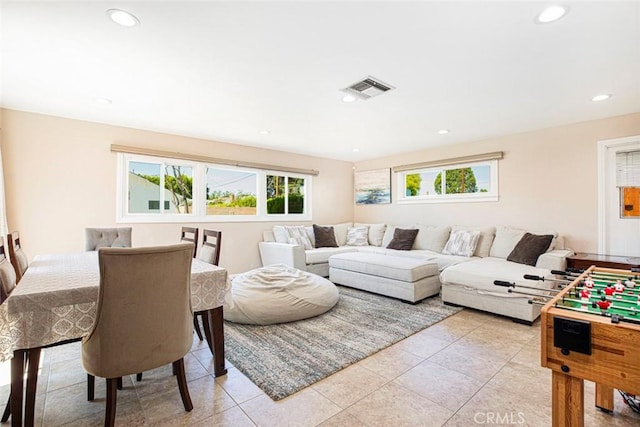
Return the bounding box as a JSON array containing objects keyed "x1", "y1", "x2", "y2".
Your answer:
[
  {"x1": 331, "y1": 222, "x2": 352, "y2": 246},
  {"x1": 413, "y1": 225, "x2": 451, "y2": 253},
  {"x1": 490, "y1": 226, "x2": 526, "y2": 259},
  {"x1": 284, "y1": 226, "x2": 312, "y2": 250},
  {"x1": 272, "y1": 226, "x2": 289, "y2": 244},
  {"x1": 451, "y1": 225, "x2": 496, "y2": 257},
  {"x1": 355, "y1": 223, "x2": 386, "y2": 246},
  {"x1": 442, "y1": 230, "x2": 481, "y2": 257},
  {"x1": 346, "y1": 226, "x2": 369, "y2": 246}
]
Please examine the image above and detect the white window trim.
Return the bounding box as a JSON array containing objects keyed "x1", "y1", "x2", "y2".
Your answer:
[
  {"x1": 116, "y1": 153, "x2": 312, "y2": 223},
  {"x1": 396, "y1": 159, "x2": 499, "y2": 204}
]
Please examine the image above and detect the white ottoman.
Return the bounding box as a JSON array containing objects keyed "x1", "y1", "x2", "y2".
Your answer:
[
  {"x1": 224, "y1": 264, "x2": 339, "y2": 325},
  {"x1": 329, "y1": 252, "x2": 440, "y2": 303}
]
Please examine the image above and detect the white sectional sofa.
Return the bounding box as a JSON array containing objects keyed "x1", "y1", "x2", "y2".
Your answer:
[{"x1": 258, "y1": 223, "x2": 574, "y2": 323}]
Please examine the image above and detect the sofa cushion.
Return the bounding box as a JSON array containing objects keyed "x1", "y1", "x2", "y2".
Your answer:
[
  {"x1": 413, "y1": 225, "x2": 451, "y2": 252},
  {"x1": 507, "y1": 233, "x2": 554, "y2": 266},
  {"x1": 442, "y1": 230, "x2": 480, "y2": 257},
  {"x1": 381, "y1": 224, "x2": 413, "y2": 248},
  {"x1": 386, "y1": 228, "x2": 419, "y2": 250},
  {"x1": 451, "y1": 226, "x2": 496, "y2": 257},
  {"x1": 355, "y1": 223, "x2": 387, "y2": 246},
  {"x1": 440, "y1": 257, "x2": 556, "y2": 294},
  {"x1": 332, "y1": 223, "x2": 352, "y2": 246},
  {"x1": 313, "y1": 225, "x2": 338, "y2": 248},
  {"x1": 273, "y1": 225, "x2": 312, "y2": 249},
  {"x1": 329, "y1": 252, "x2": 438, "y2": 282},
  {"x1": 346, "y1": 226, "x2": 369, "y2": 246},
  {"x1": 490, "y1": 226, "x2": 559, "y2": 258},
  {"x1": 306, "y1": 247, "x2": 358, "y2": 264}
]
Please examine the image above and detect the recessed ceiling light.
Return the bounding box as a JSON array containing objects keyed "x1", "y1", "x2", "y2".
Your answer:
[
  {"x1": 437, "y1": 129, "x2": 450, "y2": 135},
  {"x1": 591, "y1": 94, "x2": 612, "y2": 102},
  {"x1": 342, "y1": 94, "x2": 357, "y2": 103},
  {"x1": 535, "y1": 5, "x2": 568, "y2": 24},
  {"x1": 95, "y1": 97, "x2": 112, "y2": 104},
  {"x1": 352, "y1": 148, "x2": 360, "y2": 152},
  {"x1": 107, "y1": 9, "x2": 140, "y2": 27},
  {"x1": 259, "y1": 130, "x2": 270, "y2": 135}
]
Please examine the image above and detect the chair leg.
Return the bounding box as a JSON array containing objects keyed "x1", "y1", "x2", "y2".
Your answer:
[
  {"x1": 193, "y1": 315, "x2": 203, "y2": 341},
  {"x1": 117, "y1": 377, "x2": 123, "y2": 390},
  {"x1": 87, "y1": 374, "x2": 95, "y2": 401},
  {"x1": 1, "y1": 394, "x2": 10, "y2": 422},
  {"x1": 136, "y1": 373, "x2": 142, "y2": 382},
  {"x1": 105, "y1": 378, "x2": 118, "y2": 427},
  {"x1": 173, "y1": 359, "x2": 193, "y2": 412}
]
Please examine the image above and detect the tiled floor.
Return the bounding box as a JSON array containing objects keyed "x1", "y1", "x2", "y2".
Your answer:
[{"x1": 1, "y1": 309, "x2": 639, "y2": 426}]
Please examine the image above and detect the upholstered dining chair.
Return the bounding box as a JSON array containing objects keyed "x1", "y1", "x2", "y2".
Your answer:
[
  {"x1": 193, "y1": 229, "x2": 222, "y2": 340},
  {"x1": 0, "y1": 237, "x2": 17, "y2": 304},
  {"x1": 180, "y1": 226, "x2": 199, "y2": 258},
  {"x1": 7, "y1": 232, "x2": 28, "y2": 283},
  {"x1": 85, "y1": 227, "x2": 132, "y2": 251},
  {"x1": 82, "y1": 243, "x2": 195, "y2": 426}
]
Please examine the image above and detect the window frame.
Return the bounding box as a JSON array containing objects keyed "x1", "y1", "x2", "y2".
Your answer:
[
  {"x1": 397, "y1": 159, "x2": 499, "y2": 204},
  {"x1": 116, "y1": 153, "x2": 312, "y2": 223}
]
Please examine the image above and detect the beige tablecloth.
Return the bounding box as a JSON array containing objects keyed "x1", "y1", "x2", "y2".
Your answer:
[{"x1": 0, "y1": 252, "x2": 229, "y2": 362}]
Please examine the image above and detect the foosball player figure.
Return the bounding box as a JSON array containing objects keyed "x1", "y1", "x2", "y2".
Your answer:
[
  {"x1": 583, "y1": 274, "x2": 595, "y2": 289},
  {"x1": 593, "y1": 296, "x2": 612, "y2": 314},
  {"x1": 603, "y1": 285, "x2": 616, "y2": 297},
  {"x1": 579, "y1": 288, "x2": 591, "y2": 307},
  {"x1": 625, "y1": 277, "x2": 636, "y2": 289},
  {"x1": 614, "y1": 279, "x2": 625, "y2": 299}
]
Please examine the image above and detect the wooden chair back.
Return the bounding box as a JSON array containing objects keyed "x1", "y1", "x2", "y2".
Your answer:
[
  {"x1": 180, "y1": 227, "x2": 198, "y2": 258},
  {"x1": 7, "y1": 231, "x2": 28, "y2": 282},
  {"x1": 197, "y1": 230, "x2": 222, "y2": 266}
]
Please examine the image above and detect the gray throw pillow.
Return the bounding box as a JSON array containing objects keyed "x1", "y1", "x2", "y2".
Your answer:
[
  {"x1": 313, "y1": 224, "x2": 338, "y2": 248},
  {"x1": 386, "y1": 228, "x2": 419, "y2": 251},
  {"x1": 507, "y1": 232, "x2": 554, "y2": 266}
]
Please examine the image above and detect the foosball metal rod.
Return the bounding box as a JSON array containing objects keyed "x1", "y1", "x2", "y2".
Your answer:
[
  {"x1": 573, "y1": 287, "x2": 640, "y2": 303},
  {"x1": 558, "y1": 269, "x2": 639, "y2": 280},
  {"x1": 559, "y1": 297, "x2": 640, "y2": 315},
  {"x1": 523, "y1": 274, "x2": 572, "y2": 285},
  {"x1": 494, "y1": 280, "x2": 563, "y2": 293},
  {"x1": 549, "y1": 303, "x2": 640, "y2": 325},
  {"x1": 506, "y1": 288, "x2": 555, "y2": 299}
]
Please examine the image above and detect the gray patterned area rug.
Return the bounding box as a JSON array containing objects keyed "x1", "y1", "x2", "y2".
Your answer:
[{"x1": 223, "y1": 286, "x2": 462, "y2": 400}]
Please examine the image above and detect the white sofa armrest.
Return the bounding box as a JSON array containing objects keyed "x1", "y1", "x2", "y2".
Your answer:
[
  {"x1": 536, "y1": 249, "x2": 575, "y2": 271},
  {"x1": 258, "y1": 242, "x2": 307, "y2": 271}
]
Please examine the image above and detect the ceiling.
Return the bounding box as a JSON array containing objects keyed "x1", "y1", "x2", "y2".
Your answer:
[{"x1": 1, "y1": 1, "x2": 639, "y2": 162}]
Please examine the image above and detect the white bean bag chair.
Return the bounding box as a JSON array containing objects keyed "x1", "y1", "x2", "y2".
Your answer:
[{"x1": 224, "y1": 264, "x2": 339, "y2": 325}]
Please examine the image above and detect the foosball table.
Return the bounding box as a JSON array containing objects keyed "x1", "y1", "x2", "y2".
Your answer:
[{"x1": 495, "y1": 266, "x2": 640, "y2": 426}]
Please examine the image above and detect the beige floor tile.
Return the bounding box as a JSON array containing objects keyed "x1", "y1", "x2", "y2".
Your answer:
[
  {"x1": 345, "y1": 382, "x2": 453, "y2": 427},
  {"x1": 357, "y1": 345, "x2": 424, "y2": 380},
  {"x1": 442, "y1": 413, "x2": 482, "y2": 426},
  {"x1": 42, "y1": 382, "x2": 112, "y2": 426},
  {"x1": 317, "y1": 410, "x2": 370, "y2": 427},
  {"x1": 190, "y1": 406, "x2": 257, "y2": 427},
  {"x1": 455, "y1": 382, "x2": 551, "y2": 426},
  {"x1": 510, "y1": 341, "x2": 542, "y2": 368},
  {"x1": 240, "y1": 387, "x2": 341, "y2": 427},
  {"x1": 215, "y1": 367, "x2": 265, "y2": 404},
  {"x1": 133, "y1": 353, "x2": 209, "y2": 398},
  {"x1": 393, "y1": 360, "x2": 484, "y2": 412},
  {"x1": 427, "y1": 341, "x2": 510, "y2": 382},
  {"x1": 583, "y1": 382, "x2": 640, "y2": 426},
  {"x1": 62, "y1": 400, "x2": 146, "y2": 427},
  {"x1": 450, "y1": 308, "x2": 494, "y2": 325},
  {"x1": 191, "y1": 347, "x2": 234, "y2": 374},
  {"x1": 486, "y1": 361, "x2": 551, "y2": 407},
  {"x1": 312, "y1": 364, "x2": 388, "y2": 408},
  {"x1": 393, "y1": 331, "x2": 452, "y2": 358},
  {"x1": 47, "y1": 341, "x2": 82, "y2": 364},
  {"x1": 47, "y1": 357, "x2": 88, "y2": 392},
  {"x1": 419, "y1": 315, "x2": 481, "y2": 342},
  {"x1": 141, "y1": 375, "x2": 236, "y2": 425}
]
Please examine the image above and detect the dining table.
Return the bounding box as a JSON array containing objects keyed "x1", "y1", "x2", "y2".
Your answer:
[{"x1": 0, "y1": 251, "x2": 230, "y2": 427}]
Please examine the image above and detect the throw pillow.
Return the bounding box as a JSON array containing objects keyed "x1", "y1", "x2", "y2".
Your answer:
[
  {"x1": 507, "y1": 233, "x2": 554, "y2": 266},
  {"x1": 313, "y1": 224, "x2": 338, "y2": 248},
  {"x1": 442, "y1": 230, "x2": 481, "y2": 257},
  {"x1": 346, "y1": 226, "x2": 369, "y2": 246},
  {"x1": 386, "y1": 228, "x2": 419, "y2": 251},
  {"x1": 284, "y1": 226, "x2": 312, "y2": 250}
]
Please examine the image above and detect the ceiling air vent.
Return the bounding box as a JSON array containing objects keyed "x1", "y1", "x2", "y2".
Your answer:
[{"x1": 343, "y1": 76, "x2": 395, "y2": 100}]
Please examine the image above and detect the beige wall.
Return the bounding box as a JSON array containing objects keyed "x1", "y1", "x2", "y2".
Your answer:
[
  {"x1": 1, "y1": 109, "x2": 354, "y2": 273},
  {"x1": 354, "y1": 113, "x2": 640, "y2": 253}
]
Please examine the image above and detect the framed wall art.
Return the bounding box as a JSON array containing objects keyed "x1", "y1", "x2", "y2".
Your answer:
[{"x1": 354, "y1": 168, "x2": 391, "y2": 204}]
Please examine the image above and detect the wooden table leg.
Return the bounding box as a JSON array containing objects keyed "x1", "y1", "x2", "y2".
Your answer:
[
  {"x1": 552, "y1": 371, "x2": 584, "y2": 427},
  {"x1": 11, "y1": 350, "x2": 26, "y2": 427},
  {"x1": 205, "y1": 307, "x2": 227, "y2": 377},
  {"x1": 595, "y1": 383, "x2": 614, "y2": 413},
  {"x1": 25, "y1": 348, "x2": 41, "y2": 427}
]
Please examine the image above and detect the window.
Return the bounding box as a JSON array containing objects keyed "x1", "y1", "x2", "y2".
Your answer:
[
  {"x1": 398, "y1": 160, "x2": 498, "y2": 203},
  {"x1": 117, "y1": 153, "x2": 312, "y2": 222}
]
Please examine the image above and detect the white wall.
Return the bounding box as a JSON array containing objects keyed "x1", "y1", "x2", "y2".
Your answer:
[
  {"x1": 354, "y1": 113, "x2": 640, "y2": 253},
  {"x1": 0, "y1": 109, "x2": 354, "y2": 273}
]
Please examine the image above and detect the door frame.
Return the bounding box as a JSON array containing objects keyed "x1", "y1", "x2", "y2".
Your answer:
[{"x1": 597, "y1": 135, "x2": 640, "y2": 254}]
